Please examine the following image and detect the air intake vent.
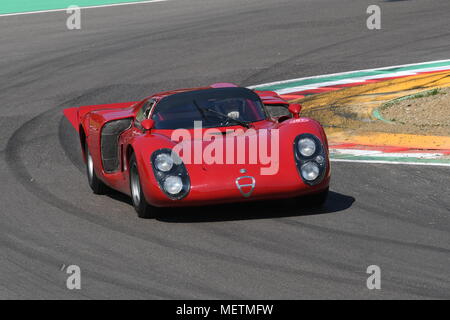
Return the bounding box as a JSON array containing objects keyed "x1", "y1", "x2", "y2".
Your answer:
[{"x1": 101, "y1": 118, "x2": 132, "y2": 173}]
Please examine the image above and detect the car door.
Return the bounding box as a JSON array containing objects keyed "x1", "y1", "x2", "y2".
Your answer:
[{"x1": 116, "y1": 99, "x2": 156, "y2": 190}]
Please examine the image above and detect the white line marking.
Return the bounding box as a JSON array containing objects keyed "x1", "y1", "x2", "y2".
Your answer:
[
  {"x1": 271, "y1": 67, "x2": 450, "y2": 95},
  {"x1": 249, "y1": 59, "x2": 450, "y2": 89},
  {"x1": 331, "y1": 159, "x2": 450, "y2": 167},
  {"x1": 330, "y1": 149, "x2": 444, "y2": 158},
  {"x1": 0, "y1": 0, "x2": 168, "y2": 18}
]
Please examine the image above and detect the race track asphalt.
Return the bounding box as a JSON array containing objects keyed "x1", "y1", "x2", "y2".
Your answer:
[{"x1": 0, "y1": 0, "x2": 449, "y2": 299}]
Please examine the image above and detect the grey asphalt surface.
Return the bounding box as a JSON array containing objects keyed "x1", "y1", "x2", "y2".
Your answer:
[{"x1": 1, "y1": 0, "x2": 449, "y2": 299}]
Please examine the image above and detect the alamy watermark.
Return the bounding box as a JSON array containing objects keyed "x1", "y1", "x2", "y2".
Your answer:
[
  {"x1": 66, "y1": 5, "x2": 81, "y2": 30},
  {"x1": 169, "y1": 121, "x2": 280, "y2": 176},
  {"x1": 62, "y1": 264, "x2": 81, "y2": 290},
  {"x1": 366, "y1": 265, "x2": 381, "y2": 290},
  {"x1": 367, "y1": 5, "x2": 381, "y2": 30}
]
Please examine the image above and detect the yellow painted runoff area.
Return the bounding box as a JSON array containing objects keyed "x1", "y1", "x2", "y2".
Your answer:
[
  {"x1": 293, "y1": 71, "x2": 450, "y2": 149},
  {"x1": 330, "y1": 132, "x2": 450, "y2": 149}
]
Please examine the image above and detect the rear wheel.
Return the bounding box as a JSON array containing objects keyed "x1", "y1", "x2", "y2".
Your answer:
[
  {"x1": 85, "y1": 145, "x2": 107, "y2": 195},
  {"x1": 129, "y1": 154, "x2": 156, "y2": 219}
]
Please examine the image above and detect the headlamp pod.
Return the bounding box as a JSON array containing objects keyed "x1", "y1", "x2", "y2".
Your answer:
[
  {"x1": 293, "y1": 134, "x2": 327, "y2": 186},
  {"x1": 151, "y1": 149, "x2": 190, "y2": 200}
]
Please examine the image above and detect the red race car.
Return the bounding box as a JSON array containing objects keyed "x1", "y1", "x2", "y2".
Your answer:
[{"x1": 66, "y1": 83, "x2": 330, "y2": 218}]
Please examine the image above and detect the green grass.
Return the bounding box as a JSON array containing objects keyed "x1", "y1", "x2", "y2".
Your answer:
[
  {"x1": 409, "y1": 88, "x2": 441, "y2": 99},
  {"x1": 381, "y1": 88, "x2": 442, "y2": 109}
]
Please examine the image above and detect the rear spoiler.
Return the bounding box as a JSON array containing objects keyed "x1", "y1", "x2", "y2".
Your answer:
[
  {"x1": 255, "y1": 90, "x2": 289, "y2": 105},
  {"x1": 63, "y1": 101, "x2": 138, "y2": 132}
]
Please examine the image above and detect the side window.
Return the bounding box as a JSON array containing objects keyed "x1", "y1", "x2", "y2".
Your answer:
[{"x1": 136, "y1": 100, "x2": 155, "y2": 123}]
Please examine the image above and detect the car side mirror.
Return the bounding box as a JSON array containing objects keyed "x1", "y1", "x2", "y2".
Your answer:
[
  {"x1": 141, "y1": 119, "x2": 154, "y2": 132},
  {"x1": 288, "y1": 103, "x2": 302, "y2": 119}
]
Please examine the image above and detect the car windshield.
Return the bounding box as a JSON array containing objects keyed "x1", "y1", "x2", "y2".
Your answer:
[{"x1": 151, "y1": 87, "x2": 268, "y2": 129}]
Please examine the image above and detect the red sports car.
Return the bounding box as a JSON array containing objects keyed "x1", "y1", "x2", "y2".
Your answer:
[{"x1": 67, "y1": 83, "x2": 330, "y2": 218}]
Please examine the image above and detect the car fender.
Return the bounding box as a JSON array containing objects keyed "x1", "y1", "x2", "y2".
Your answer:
[
  {"x1": 129, "y1": 133, "x2": 179, "y2": 205},
  {"x1": 278, "y1": 117, "x2": 331, "y2": 176}
]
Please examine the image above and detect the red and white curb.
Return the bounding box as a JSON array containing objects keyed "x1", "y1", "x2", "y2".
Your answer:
[
  {"x1": 329, "y1": 144, "x2": 450, "y2": 167},
  {"x1": 250, "y1": 59, "x2": 450, "y2": 100}
]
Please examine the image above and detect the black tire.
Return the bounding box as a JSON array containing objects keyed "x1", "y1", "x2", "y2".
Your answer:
[
  {"x1": 129, "y1": 154, "x2": 156, "y2": 219},
  {"x1": 85, "y1": 145, "x2": 107, "y2": 195},
  {"x1": 299, "y1": 187, "x2": 329, "y2": 207}
]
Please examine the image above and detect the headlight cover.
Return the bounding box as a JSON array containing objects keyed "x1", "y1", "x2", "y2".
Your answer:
[
  {"x1": 293, "y1": 134, "x2": 327, "y2": 185},
  {"x1": 163, "y1": 176, "x2": 183, "y2": 195},
  {"x1": 151, "y1": 149, "x2": 190, "y2": 200},
  {"x1": 155, "y1": 153, "x2": 174, "y2": 172},
  {"x1": 301, "y1": 162, "x2": 320, "y2": 181},
  {"x1": 298, "y1": 138, "x2": 316, "y2": 157}
]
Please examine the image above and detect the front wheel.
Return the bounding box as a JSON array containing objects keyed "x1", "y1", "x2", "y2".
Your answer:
[{"x1": 129, "y1": 154, "x2": 157, "y2": 219}]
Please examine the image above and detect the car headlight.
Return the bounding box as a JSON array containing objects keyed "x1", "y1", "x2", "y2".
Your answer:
[
  {"x1": 294, "y1": 134, "x2": 328, "y2": 185},
  {"x1": 301, "y1": 162, "x2": 320, "y2": 181},
  {"x1": 155, "y1": 153, "x2": 174, "y2": 172},
  {"x1": 151, "y1": 149, "x2": 190, "y2": 200},
  {"x1": 163, "y1": 176, "x2": 183, "y2": 195},
  {"x1": 298, "y1": 138, "x2": 316, "y2": 157}
]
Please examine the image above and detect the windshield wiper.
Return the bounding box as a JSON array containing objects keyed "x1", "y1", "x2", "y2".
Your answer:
[{"x1": 193, "y1": 100, "x2": 251, "y2": 129}]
